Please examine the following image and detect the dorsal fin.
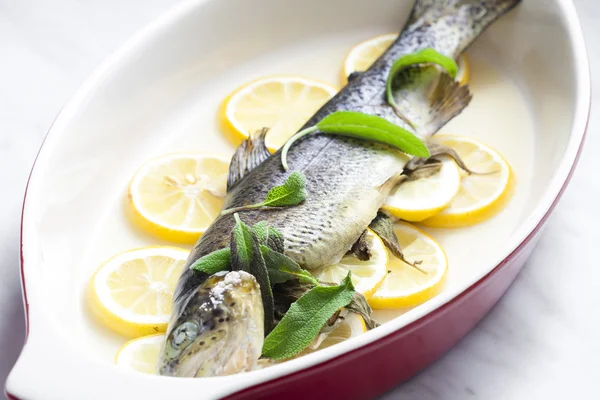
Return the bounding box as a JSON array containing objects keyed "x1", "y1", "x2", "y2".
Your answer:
[
  {"x1": 347, "y1": 71, "x2": 363, "y2": 83},
  {"x1": 227, "y1": 128, "x2": 271, "y2": 190},
  {"x1": 390, "y1": 66, "x2": 472, "y2": 138}
]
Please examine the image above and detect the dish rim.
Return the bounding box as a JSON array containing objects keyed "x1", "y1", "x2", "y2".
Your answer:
[{"x1": 6, "y1": 0, "x2": 590, "y2": 398}]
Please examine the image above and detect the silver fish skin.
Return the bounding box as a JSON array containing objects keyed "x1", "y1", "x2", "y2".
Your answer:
[
  {"x1": 158, "y1": 271, "x2": 263, "y2": 377},
  {"x1": 159, "y1": 0, "x2": 521, "y2": 377}
]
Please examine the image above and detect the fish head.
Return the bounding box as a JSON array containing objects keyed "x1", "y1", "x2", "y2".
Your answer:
[{"x1": 158, "y1": 270, "x2": 264, "y2": 377}]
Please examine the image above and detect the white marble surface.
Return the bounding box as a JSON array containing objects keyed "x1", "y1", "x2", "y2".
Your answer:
[{"x1": 0, "y1": 0, "x2": 598, "y2": 398}]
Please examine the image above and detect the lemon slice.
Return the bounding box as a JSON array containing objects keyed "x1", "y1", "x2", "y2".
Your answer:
[
  {"x1": 369, "y1": 222, "x2": 447, "y2": 309},
  {"x1": 115, "y1": 334, "x2": 164, "y2": 374},
  {"x1": 421, "y1": 136, "x2": 514, "y2": 228},
  {"x1": 221, "y1": 76, "x2": 338, "y2": 151},
  {"x1": 89, "y1": 246, "x2": 189, "y2": 338},
  {"x1": 311, "y1": 230, "x2": 388, "y2": 299},
  {"x1": 128, "y1": 154, "x2": 229, "y2": 243},
  {"x1": 383, "y1": 157, "x2": 461, "y2": 221},
  {"x1": 342, "y1": 33, "x2": 469, "y2": 85}
]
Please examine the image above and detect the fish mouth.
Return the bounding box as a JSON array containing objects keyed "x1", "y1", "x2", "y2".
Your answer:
[
  {"x1": 159, "y1": 330, "x2": 226, "y2": 377},
  {"x1": 161, "y1": 327, "x2": 263, "y2": 377},
  {"x1": 158, "y1": 271, "x2": 264, "y2": 377}
]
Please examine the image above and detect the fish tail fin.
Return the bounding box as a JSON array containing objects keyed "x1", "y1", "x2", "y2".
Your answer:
[
  {"x1": 404, "y1": 0, "x2": 521, "y2": 58},
  {"x1": 391, "y1": 69, "x2": 472, "y2": 138},
  {"x1": 389, "y1": 0, "x2": 520, "y2": 137},
  {"x1": 423, "y1": 72, "x2": 472, "y2": 136}
]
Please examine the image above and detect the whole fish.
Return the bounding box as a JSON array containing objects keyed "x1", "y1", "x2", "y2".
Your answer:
[{"x1": 159, "y1": 0, "x2": 521, "y2": 377}]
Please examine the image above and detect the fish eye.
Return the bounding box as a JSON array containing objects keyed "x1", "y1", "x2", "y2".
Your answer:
[{"x1": 171, "y1": 321, "x2": 199, "y2": 348}]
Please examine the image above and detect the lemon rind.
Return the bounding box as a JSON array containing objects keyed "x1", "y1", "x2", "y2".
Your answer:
[{"x1": 89, "y1": 246, "x2": 188, "y2": 338}]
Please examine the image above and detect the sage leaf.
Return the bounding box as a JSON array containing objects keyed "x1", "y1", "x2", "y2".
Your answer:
[
  {"x1": 273, "y1": 280, "x2": 316, "y2": 322},
  {"x1": 262, "y1": 272, "x2": 356, "y2": 360},
  {"x1": 281, "y1": 111, "x2": 429, "y2": 169},
  {"x1": 221, "y1": 172, "x2": 307, "y2": 215},
  {"x1": 349, "y1": 230, "x2": 371, "y2": 261},
  {"x1": 386, "y1": 48, "x2": 458, "y2": 109},
  {"x1": 230, "y1": 213, "x2": 275, "y2": 332},
  {"x1": 266, "y1": 226, "x2": 285, "y2": 253},
  {"x1": 252, "y1": 221, "x2": 269, "y2": 244},
  {"x1": 317, "y1": 111, "x2": 429, "y2": 158},
  {"x1": 260, "y1": 245, "x2": 318, "y2": 286},
  {"x1": 262, "y1": 171, "x2": 307, "y2": 207},
  {"x1": 346, "y1": 292, "x2": 380, "y2": 330},
  {"x1": 252, "y1": 221, "x2": 285, "y2": 253},
  {"x1": 230, "y1": 213, "x2": 255, "y2": 272},
  {"x1": 369, "y1": 211, "x2": 427, "y2": 274},
  {"x1": 189, "y1": 248, "x2": 230, "y2": 274}
]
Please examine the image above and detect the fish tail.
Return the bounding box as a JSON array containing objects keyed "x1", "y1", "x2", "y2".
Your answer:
[
  {"x1": 403, "y1": 0, "x2": 522, "y2": 59},
  {"x1": 380, "y1": 0, "x2": 520, "y2": 137}
]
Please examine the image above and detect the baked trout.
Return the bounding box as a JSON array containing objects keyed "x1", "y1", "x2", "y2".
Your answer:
[{"x1": 159, "y1": 0, "x2": 521, "y2": 377}]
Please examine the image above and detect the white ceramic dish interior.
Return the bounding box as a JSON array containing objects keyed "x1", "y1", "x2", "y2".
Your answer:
[{"x1": 7, "y1": 0, "x2": 589, "y2": 399}]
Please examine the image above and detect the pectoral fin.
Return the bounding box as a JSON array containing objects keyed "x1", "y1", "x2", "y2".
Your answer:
[{"x1": 227, "y1": 128, "x2": 272, "y2": 190}]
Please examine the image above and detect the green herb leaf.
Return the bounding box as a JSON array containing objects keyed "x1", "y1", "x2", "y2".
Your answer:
[
  {"x1": 318, "y1": 111, "x2": 429, "y2": 158},
  {"x1": 252, "y1": 221, "x2": 269, "y2": 244},
  {"x1": 189, "y1": 248, "x2": 230, "y2": 274},
  {"x1": 266, "y1": 226, "x2": 285, "y2": 253},
  {"x1": 369, "y1": 211, "x2": 427, "y2": 274},
  {"x1": 253, "y1": 221, "x2": 285, "y2": 253},
  {"x1": 281, "y1": 111, "x2": 430, "y2": 169},
  {"x1": 262, "y1": 171, "x2": 307, "y2": 207},
  {"x1": 346, "y1": 292, "x2": 380, "y2": 330},
  {"x1": 262, "y1": 272, "x2": 356, "y2": 360},
  {"x1": 260, "y1": 245, "x2": 319, "y2": 286},
  {"x1": 230, "y1": 213, "x2": 275, "y2": 332},
  {"x1": 221, "y1": 172, "x2": 308, "y2": 215},
  {"x1": 386, "y1": 48, "x2": 458, "y2": 109},
  {"x1": 230, "y1": 213, "x2": 255, "y2": 271}
]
